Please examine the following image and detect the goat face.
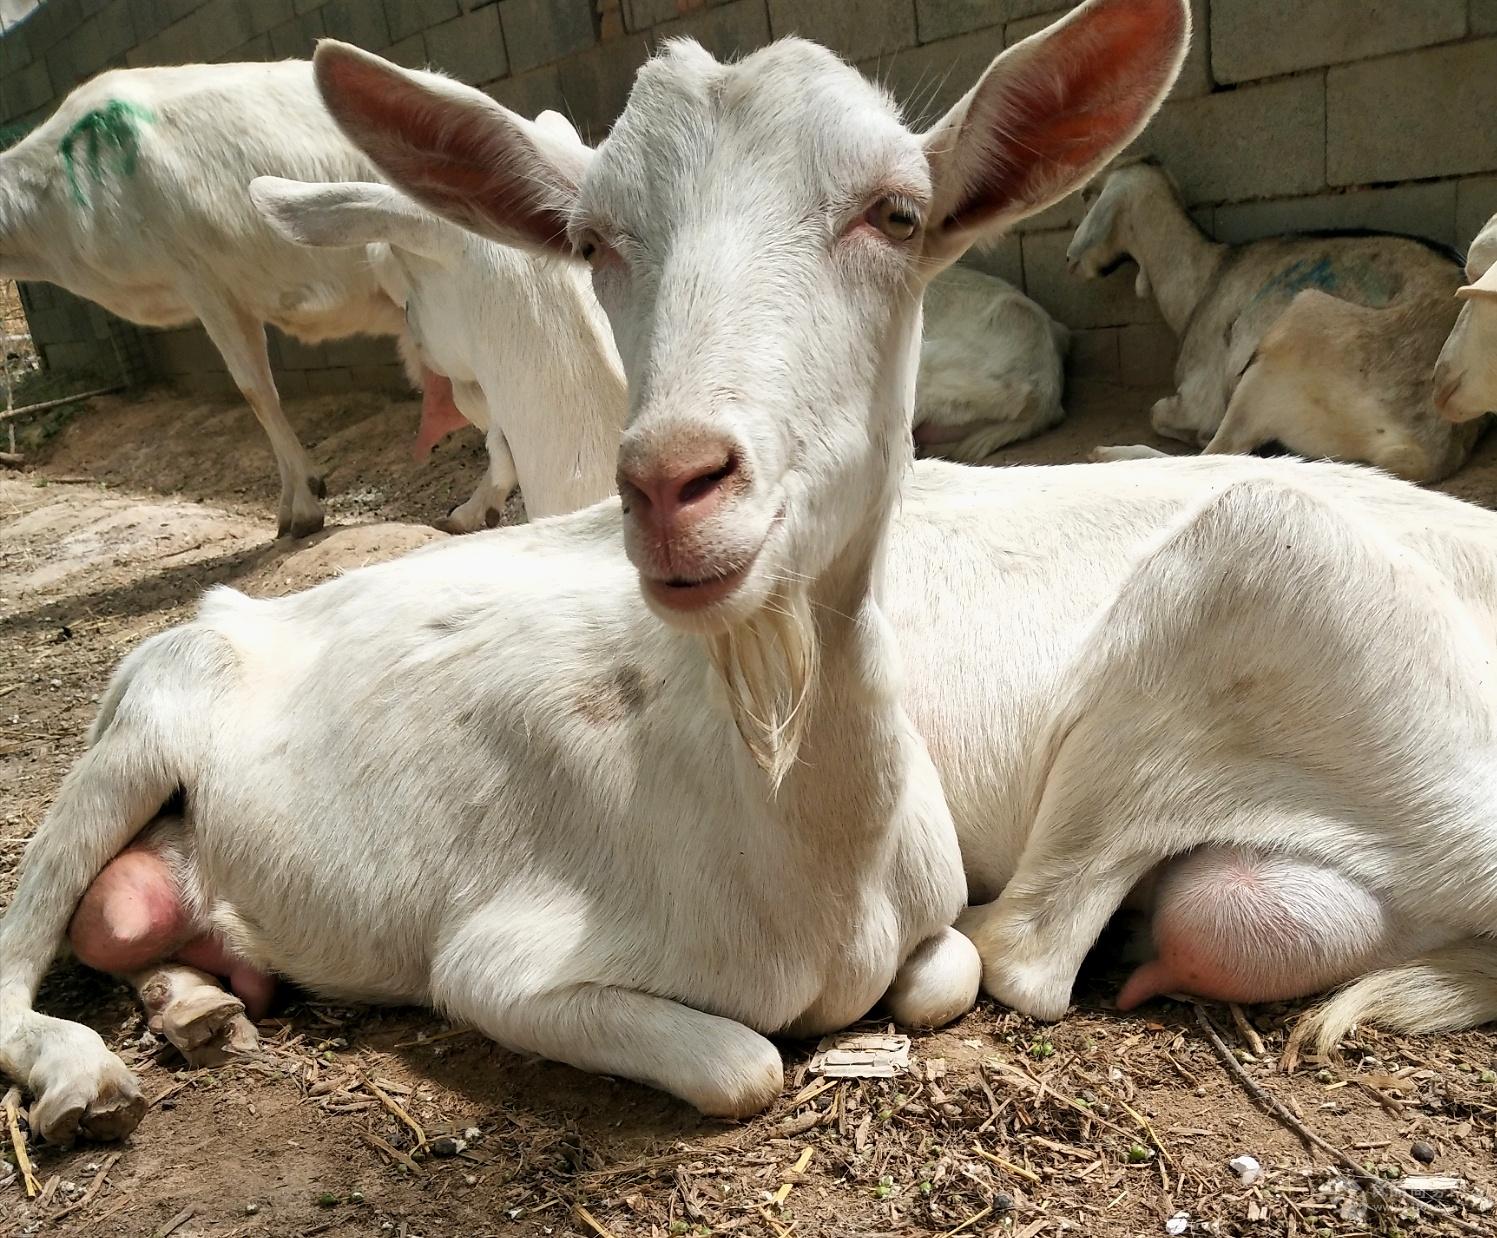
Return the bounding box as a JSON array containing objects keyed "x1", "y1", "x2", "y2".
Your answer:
[
  {"x1": 1067, "y1": 162, "x2": 1164, "y2": 282},
  {"x1": 587, "y1": 40, "x2": 931, "y2": 632}
]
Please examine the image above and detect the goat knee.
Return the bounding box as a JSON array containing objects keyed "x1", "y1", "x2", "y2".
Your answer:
[
  {"x1": 68, "y1": 845, "x2": 189, "y2": 974},
  {"x1": 1118, "y1": 846, "x2": 1397, "y2": 1009}
]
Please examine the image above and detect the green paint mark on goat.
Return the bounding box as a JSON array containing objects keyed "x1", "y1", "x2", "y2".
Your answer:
[{"x1": 57, "y1": 100, "x2": 156, "y2": 207}]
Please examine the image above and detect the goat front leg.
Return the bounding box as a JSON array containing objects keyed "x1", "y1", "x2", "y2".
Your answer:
[
  {"x1": 884, "y1": 926, "x2": 981, "y2": 1028},
  {"x1": 432, "y1": 943, "x2": 782, "y2": 1116},
  {"x1": 1090, "y1": 444, "x2": 1168, "y2": 463},
  {"x1": 437, "y1": 426, "x2": 518, "y2": 534},
  {"x1": 193, "y1": 295, "x2": 325, "y2": 539}
]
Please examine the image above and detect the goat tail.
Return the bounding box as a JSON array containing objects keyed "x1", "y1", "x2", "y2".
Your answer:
[{"x1": 1289, "y1": 938, "x2": 1497, "y2": 1060}]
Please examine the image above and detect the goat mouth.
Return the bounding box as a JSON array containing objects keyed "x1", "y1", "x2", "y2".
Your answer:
[{"x1": 645, "y1": 561, "x2": 753, "y2": 613}]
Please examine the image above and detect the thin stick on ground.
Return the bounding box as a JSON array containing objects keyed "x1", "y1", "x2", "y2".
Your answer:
[
  {"x1": 2, "y1": 1087, "x2": 39, "y2": 1197},
  {"x1": 47, "y1": 1151, "x2": 122, "y2": 1224},
  {"x1": 1193, "y1": 1005, "x2": 1486, "y2": 1236},
  {"x1": 357, "y1": 1069, "x2": 426, "y2": 1148}
]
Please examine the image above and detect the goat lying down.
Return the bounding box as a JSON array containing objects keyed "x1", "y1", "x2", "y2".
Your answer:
[
  {"x1": 1434, "y1": 211, "x2": 1497, "y2": 423},
  {"x1": 8, "y1": 3, "x2": 1497, "y2": 1147},
  {"x1": 0, "y1": 60, "x2": 472, "y2": 539},
  {"x1": 914, "y1": 266, "x2": 1070, "y2": 461},
  {"x1": 1073, "y1": 161, "x2": 1478, "y2": 481},
  {"x1": 0, "y1": 0, "x2": 1193, "y2": 1141}
]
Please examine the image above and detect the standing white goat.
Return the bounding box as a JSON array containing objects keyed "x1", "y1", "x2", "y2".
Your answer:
[
  {"x1": 0, "y1": 61, "x2": 435, "y2": 538},
  {"x1": 250, "y1": 164, "x2": 625, "y2": 532},
  {"x1": 0, "y1": 0, "x2": 1197, "y2": 1142},
  {"x1": 1433, "y1": 211, "x2": 1497, "y2": 423},
  {"x1": 1072, "y1": 160, "x2": 1479, "y2": 481},
  {"x1": 915, "y1": 266, "x2": 1069, "y2": 461}
]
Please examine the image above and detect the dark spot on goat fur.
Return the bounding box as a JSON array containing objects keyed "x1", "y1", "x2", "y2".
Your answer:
[{"x1": 573, "y1": 666, "x2": 649, "y2": 726}]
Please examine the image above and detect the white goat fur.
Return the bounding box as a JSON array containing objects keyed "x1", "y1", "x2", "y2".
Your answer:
[
  {"x1": 9, "y1": 7, "x2": 1497, "y2": 1144},
  {"x1": 1072, "y1": 162, "x2": 1479, "y2": 481},
  {"x1": 914, "y1": 266, "x2": 1069, "y2": 461},
  {"x1": 1433, "y1": 211, "x2": 1497, "y2": 423},
  {"x1": 250, "y1": 161, "x2": 625, "y2": 532},
  {"x1": 0, "y1": 61, "x2": 409, "y2": 537}
]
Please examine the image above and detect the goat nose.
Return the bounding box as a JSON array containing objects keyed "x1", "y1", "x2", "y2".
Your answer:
[{"x1": 618, "y1": 442, "x2": 741, "y2": 526}]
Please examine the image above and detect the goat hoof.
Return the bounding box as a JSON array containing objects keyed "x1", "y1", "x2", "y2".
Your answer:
[
  {"x1": 278, "y1": 507, "x2": 326, "y2": 540},
  {"x1": 886, "y1": 927, "x2": 981, "y2": 1029},
  {"x1": 157, "y1": 988, "x2": 259, "y2": 1066},
  {"x1": 27, "y1": 1027, "x2": 145, "y2": 1145},
  {"x1": 980, "y1": 959, "x2": 1073, "y2": 1023}
]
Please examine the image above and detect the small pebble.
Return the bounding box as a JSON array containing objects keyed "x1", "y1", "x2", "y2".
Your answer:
[
  {"x1": 1165, "y1": 1210, "x2": 1190, "y2": 1235},
  {"x1": 991, "y1": 1192, "x2": 1014, "y2": 1214},
  {"x1": 463, "y1": 1174, "x2": 478, "y2": 1187},
  {"x1": 1228, "y1": 1155, "x2": 1262, "y2": 1186},
  {"x1": 245, "y1": 1203, "x2": 259, "y2": 1215},
  {"x1": 429, "y1": 1135, "x2": 467, "y2": 1158},
  {"x1": 1411, "y1": 1141, "x2": 1436, "y2": 1165}
]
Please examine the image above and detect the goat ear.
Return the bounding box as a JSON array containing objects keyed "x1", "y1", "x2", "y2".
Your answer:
[
  {"x1": 250, "y1": 176, "x2": 453, "y2": 261},
  {"x1": 921, "y1": 0, "x2": 1188, "y2": 257},
  {"x1": 312, "y1": 40, "x2": 590, "y2": 256}
]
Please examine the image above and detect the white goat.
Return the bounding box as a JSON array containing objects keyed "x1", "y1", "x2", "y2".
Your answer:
[
  {"x1": 0, "y1": 61, "x2": 429, "y2": 538},
  {"x1": 251, "y1": 161, "x2": 625, "y2": 532},
  {"x1": 1072, "y1": 160, "x2": 1479, "y2": 481},
  {"x1": 915, "y1": 266, "x2": 1069, "y2": 461},
  {"x1": 12, "y1": 4, "x2": 1497, "y2": 1148},
  {"x1": 1433, "y1": 211, "x2": 1497, "y2": 423},
  {"x1": 0, "y1": 0, "x2": 1199, "y2": 1141}
]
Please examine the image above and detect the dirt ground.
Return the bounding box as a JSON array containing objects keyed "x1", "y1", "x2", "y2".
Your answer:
[{"x1": 2, "y1": 381, "x2": 1495, "y2": 1238}]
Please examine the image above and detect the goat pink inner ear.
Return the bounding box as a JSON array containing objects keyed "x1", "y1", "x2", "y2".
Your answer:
[{"x1": 944, "y1": 0, "x2": 1187, "y2": 231}]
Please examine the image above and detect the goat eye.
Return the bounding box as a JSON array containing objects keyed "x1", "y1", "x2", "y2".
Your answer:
[
  {"x1": 575, "y1": 228, "x2": 605, "y2": 264},
  {"x1": 866, "y1": 198, "x2": 919, "y2": 242}
]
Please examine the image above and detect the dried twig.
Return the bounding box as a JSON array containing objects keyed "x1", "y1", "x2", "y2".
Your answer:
[
  {"x1": 47, "y1": 1151, "x2": 122, "y2": 1225},
  {"x1": 938, "y1": 1203, "x2": 993, "y2": 1237},
  {"x1": 1194, "y1": 1006, "x2": 1486, "y2": 1236},
  {"x1": 2, "y1": 1088, "x2": 39, "y2": 1197},
  {"x1": 572, "y1": 1202, "x2": 618, "y2": 1238},
  {"x1": 357, "y1": 1070, "x2": 426, "y2": 1147},
  {"x1": 1228, "y1": 1003, "x2": 1267, "y2": 1059},
  {"x1": 150, "y1": 1206, "x2": 196, "y2": 1238},
  {"x1": 970, "y1": 1140, "x2": 1041, "y2": 1184},
  {"x1": 360, "y1": 1130, "x2": 423, "y2": 1175}
]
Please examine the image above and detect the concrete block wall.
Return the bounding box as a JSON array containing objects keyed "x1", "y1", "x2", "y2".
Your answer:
[{"x1": 2, "y1": 0, "x2": 1496, "y2": 396}]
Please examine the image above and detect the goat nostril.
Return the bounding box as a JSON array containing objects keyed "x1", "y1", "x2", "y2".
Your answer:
[{"x1": 677, "y1": 453, "x2": 738, "y2": 506}]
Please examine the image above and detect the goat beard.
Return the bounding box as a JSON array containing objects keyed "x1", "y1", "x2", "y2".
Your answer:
[{"x1": 707, "y1": 584, "x2": 819, "y2": 791}]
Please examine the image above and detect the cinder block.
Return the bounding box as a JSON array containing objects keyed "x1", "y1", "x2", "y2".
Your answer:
[
  {"x1": 24, "y1": 307, "x2": 69, "y2": 344},
  {"x1": 500, "y1": 0, "x2": 597, "y2": 74},
  {"x1": 46, "y1": 339, "x2": 112, "y2": 372},
  {"x1": 179, "y1": 369, "x2": 240, "y2": 397},
  {"x1": 652, "y1": 0, "x2": 769, "y2": 58},
  {"x1": 383, "y1": 0, "x2": 460, "y2": 44},
  {"x1": 24, "y1": 0, "x2": 82, "y2": 54},
  {"x1": 1066, "y1": 326, "x2": 1120, "y2": 382},
  {"x1": 556, "y1": 31, "x2": 650, "y2": 139},
  {"x1": 293, "y1": 0, "x2": 323, "y2": 15},
  {"x1": 272, "y1": 369, "x2": 311, "y2": 398},
  {"x1": 320, "y1": 0, "x2": 391, "y2": 51},
  {"x1": 1457, "y1": 176, "x2": 1497, "y2": 255},
  {"x1": 1477, "y1": 0, "x2": 1497, "y2": 35},
  {"x1": 384, "y1": 32, "x2": 429, "y2": 68},
  {"x1": 1118, "y1": 322, "x2": 1177, "y2": 388},
  {"x1": 625, "y1": 0, "x2": 680, "y2": 30},
  {"x1": 304, "y1": 366, "x2": 355, "y2": 395},
  {"x1": 1211, "y1": 181, "x2": 1459, "y2": 248},
  {"x1": 223, "y1": 33, "x2": 274, "y2": 61},
  {"x1": 957, "y1": 235, "x2": 1022, "y2": 286},
  {"x1": 5, "y1": 60, "x2": 52, "y2": 116},
  {"x1": 269, "y1": 11, "x2": 323, "y2": 57},
  {"x1": 349, "y1": 362, "x2": 413, "y2": 392},
  {"x1": 187, "y1": 0, "x2": 260, "y2": 61},
  {"x1": 126, "y1": 0, "x2": 175, "y2": 44},
  {"x1": 425, "y1": 6, "x2": 507, "y2": 84},
  {"x1": 1134, "y1": 71, "x2": 1324, "y2": 204},
  {"x1": 0, "y1": 19, "x2": 33, "y2": 71},
  {"x1": 1330, "y1": 40, "x2": 1497, "y2": 187},
  {"x1": 1212, "y1": 0, "x2": 1464, "y2": 85},
  {"x1": 915, "y1": 0, "x2": 1012, "y2": 44},
  {"x1": 277, "y1": 334, "x2": 328, "y2": 370},
  {"x1": 239, "y1": 0, "x2": 295, "y2": 37},
  {"x1": 323, "y1": 335, "x2": 401, "y2": 368},
  {"x1": 858, "y1": 22, "x2": 1004, "y2": 129},
  {"x1": 768, "y1": 0, "x2": 916, "y2": 63},
  {"x1": 1021, "y1": 228, "x2": 1163, "y2": 329},
  {"x1": 485, "y1": 63, "x2": 568, "y2": 118}
]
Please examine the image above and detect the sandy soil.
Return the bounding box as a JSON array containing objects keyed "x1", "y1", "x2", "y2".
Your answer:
[{"x1": 1, "y1": 382, "x2": 1495, "y2": 1238}]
